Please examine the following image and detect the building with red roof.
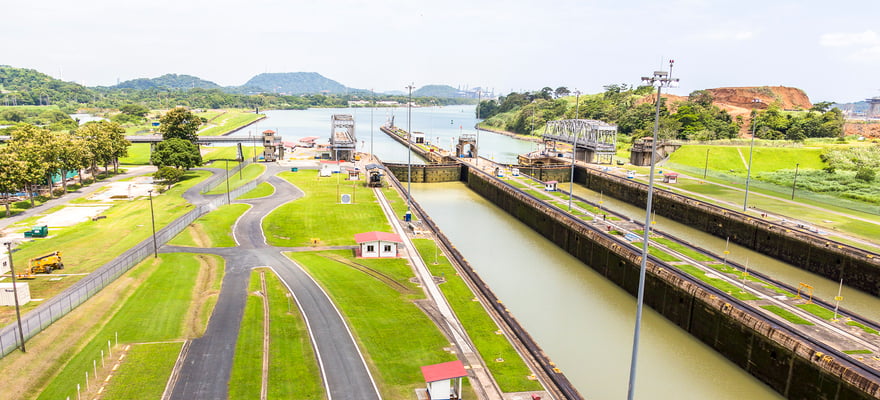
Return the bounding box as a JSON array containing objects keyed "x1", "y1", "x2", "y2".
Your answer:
[
  {"x1": 354, "y1": 231, "x2": 403, "y2": 258},
  {"x1": 420, "y1": 360, "x2": 467, "y2": 400}
]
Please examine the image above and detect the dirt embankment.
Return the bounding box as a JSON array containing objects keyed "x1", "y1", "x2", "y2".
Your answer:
[{"x1": 844, "y1": 123, "x2": 880, "y2": 138}]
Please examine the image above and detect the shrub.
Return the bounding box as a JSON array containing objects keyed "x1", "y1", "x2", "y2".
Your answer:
[
  {"x1": 52, "y1": 188, "x2": 66, "y2": 197},
  {"x1": 13, "y1": 201, "x2": 31, "y2": 209},
  {"x1": 856, "y1": 167, "x2": 876, "y2": 183}
]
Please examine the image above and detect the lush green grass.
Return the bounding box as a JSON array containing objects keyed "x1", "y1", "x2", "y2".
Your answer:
[
  {"x1": 238, "y1": 182, "x2": 275, "y2": 199},
  {"x1": 412, "y1": 239, "x2": 543, "y2": 392},
  {"x1": 119, "y1": 143, "x2": 152, "y2": 165},
  {"x1": 168, "y1": 203, "x2": 250, "y2": 247},
  {"x1": 761, "y1": 305, "x2": 814, "y2": 325},
  {"x1": 382, "y1": 186, "x2": 417, "y2": 221},
  {"x1": 647, "y1": 246, "x2": 681, "y2": 262},
  {"x1": 527, "y1": 188, "x2": 555, "y2": 201},
  {"x1": 265, "y1": 270, "x2": 325, "y2": 399},
  {"x1": 198, "y1": 110, "x2": 262, "y2": 136},
  {"x1": 100, "y1": 342, "x2": 183, "y2": 399},
  {"x1": 652, "y1": 237, "x2": 715, "y2": 261},
  {"x1": 1, "y1": 170, "x2": 211, "y2": 325},
  {"x1": 264, "y1": 170, "x2": 390, "y2": 246},
  {"x1": 38, "y1": 253, "x2": 211, "y2": 400},
  {"x1": 202, "y1": 146, "x2": 260, "y2": 162},
  {"x1": 674, "y1": 264, "x2": 760, "y2": 301},
  {"x1": 502, "y1": 178, "x2": 530, "y2": 189},
  {"x1": 289, "y1": 251, "x2": 454, "y2": 399},
  {"x1": 796, "y1": 303, "x2": 836, "y2": 320},
  {"x1": 843, "y1": 349, "x2": 873, "y2": 355},
  {"x1": 847, "y1": 321, "x2": 880, "y2": 335},
  {"x1": 229, "y1": 271, "x2": 265, "y2": 400},
  {"x1": 205, "y1": 163, "x2": 266, "y2": 195},
  {"x1": 668, "y1": 144, "x2": 825, "y2": 176}
]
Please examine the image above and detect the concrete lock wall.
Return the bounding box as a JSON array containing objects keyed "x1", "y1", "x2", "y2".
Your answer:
[
  {"x1": 575, "y1": 166, "x2": 880, "y2": 297},
  {"x1": 384, "y1": 163, "x2": 463, "y2": 183},
  {"x1": 515, "y1": 166, "x2": 572, "y2": 183},
  {"x1": 465, "y1": 169, "x2": 880, "y2": 400}
]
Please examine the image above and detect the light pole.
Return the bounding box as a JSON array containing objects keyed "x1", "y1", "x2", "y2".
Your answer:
[
  {"x1": 4, "y1": 242, "x2": 26, "y2": 352},
  {"x1": 743, "y1": 98, "x2": 762, "y2": 211},
  {"x1": 225, "y1": 159, "x2": 231, "y2": 205},
  {"x1": 406, "y1": 83, "x2": 414, "y2": 213},
  {"x1": 628, "y1": 60, "x2": 679, "y2": 400},
  {"x1": 147, "y1": 189, "x2": 157, "y2": 258},
  {"x1": 703, "y1": 148, "x2": 710, "y2": 179},
  {"x1": 568, "y1": 89, "x2": 581, "y2": 212},
  {"x1": 791, "y1": 163, "x2": 800, "y2": 200}
]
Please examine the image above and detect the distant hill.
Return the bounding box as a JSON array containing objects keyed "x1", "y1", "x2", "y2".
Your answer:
[
  {"x1": 0, "y1": 65, "x2": 94, "y2": 105},
  {"x1": 413, "y1": 85, "x2": 461, "y2": 98},
  {"x1": 241, "y1": 72, "x2": 348, "y2": 95},
  {"x1": 114, "y1": 74, "x2": 221, "y2": 90}
]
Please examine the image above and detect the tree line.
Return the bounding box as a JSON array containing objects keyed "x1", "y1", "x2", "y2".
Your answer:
[
  {"x1": 478, "y1": 85, "x2": 843, "y2": 141},
  {"x1": 0, "y1": 121, "x2": 130, "y2": 216}
]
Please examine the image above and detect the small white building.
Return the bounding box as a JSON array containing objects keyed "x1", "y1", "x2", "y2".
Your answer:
[
  {"x1": 320, "y1": 161, "x2": 341, "y2": 177},
  {"x1": 421, "y1": 360, "x2": 467, "y2": 400},
  {"x1": 0, "y1": 282, "x2": 31, "y2": 306},
  {"x1": 355, "y1": 231, "x2": 403, "y2": 258},
  {"x1": 544, "y1": 180, "x2": 558, "y2": 191},
  {"x1": 412, "y1": 131, "x2": 425, "y2": 144}
]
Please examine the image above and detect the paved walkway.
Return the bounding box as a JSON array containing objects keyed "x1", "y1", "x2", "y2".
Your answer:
[
  {"x1": 167, "y1": 165, "x2": 381, "y2": 400},
  {"x1": 0, "y1": 166, "x2": 156, "y2": 230}
]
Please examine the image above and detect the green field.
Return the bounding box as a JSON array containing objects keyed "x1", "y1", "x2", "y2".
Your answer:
[
  {"x1": 761, "y1": 305, "x2": 814, "y2": 325},
  {"x1": 238, "y1": 182, "x2": 275, "y2": 199},
  {"x1": 264, "y1": 170, "x2": 389, "y2": 246},
  {"x1": 205, "y1": 163, "x2": 266, "y2": 195},
  {"x1": 290, "y1": 251, "x2": 455, "y2": 399},
  {"x1": 100, "y1": 342, "x2": 183, "y2": 399},
  {"x1": 119, "y1": 143, "x2": 151, "y2": 165},
  {"x1": 229, "y1": 272, "x2": 265, "y2": 399},
  {"x1": 168, "y1": 203, "x2": 250, "y2": 247},
  {"x1": 667, "y1": 144, "x2": 825, "y2": 175},
  {"x1": 38, "y1": 253, "x2": 220, "y2": 400},
  {"x1": 202, "y1": 146, "x2": 260, "y2": 163},
  {"x1": 1, "y1": 170, "x2": 212, "y2": 326},
  {"x1": 197, "y1": 111, "x2": 263, "y2": 136},
  {"x1": 412, "y1": 239, "x2": 543, "y2": 392}
]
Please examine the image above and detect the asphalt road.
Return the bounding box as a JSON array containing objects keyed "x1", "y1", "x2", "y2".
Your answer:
[{"x1": 167, "y1": 165, "x2": 380, "y2": 400}]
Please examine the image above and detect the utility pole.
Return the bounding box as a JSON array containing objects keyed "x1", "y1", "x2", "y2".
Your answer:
[
  {"x1": 791, "y1": 163, "x2": 800, "y2": 200},
  {"x1": 147, "y1": 190, "x2": 157, "y2": 258},
  {"x1": 628, "y1": 60, "x2": 679, "y2": 400},
  {"x1": 406, "y1": 83, "x2": 415, "y2": 214},
  {"x1": 743, "y1": 98, "x2": 762, "y2": 211},
  {"x1": 4, "y1": 242, "x2": 26, "y2": 352},
  {"x1": 568, "y1": 89, "x2": 580, "y2": 212}
]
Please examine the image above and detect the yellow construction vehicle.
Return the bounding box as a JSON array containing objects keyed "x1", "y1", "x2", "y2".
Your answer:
[{"x1": 17, "y1": 251, "x2": 64, "y2": 279}]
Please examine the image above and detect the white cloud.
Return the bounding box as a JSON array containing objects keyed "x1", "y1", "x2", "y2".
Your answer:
[{"x1": 819, "y1": 30, "x2": 880, "y2": 47}]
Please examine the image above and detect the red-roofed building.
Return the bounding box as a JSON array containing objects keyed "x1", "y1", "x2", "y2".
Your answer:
[
  {"x1": 354, "y1": 231, "x2": 403, "y2": 258},
  {"x1": 421, "y1": 360, "x2": 467, "y2": 400},
  {"x1": 544, "y1": 180, "x2": 558, "y2": 191}
]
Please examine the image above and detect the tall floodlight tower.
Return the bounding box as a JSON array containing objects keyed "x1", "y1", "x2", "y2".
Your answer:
[
  {"x1": 406, "y1": 83, "x2": 415, "y2": 213},
  {"x1": 627, "y1": 60, "x2": 679, "y2": 400}
]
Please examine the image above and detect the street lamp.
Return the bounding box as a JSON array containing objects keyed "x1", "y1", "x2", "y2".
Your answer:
[
  {"x1": 225, "y1": 159, "x2": 231, "y2": 205},
  {"x1": 147, "y1": 189, "x2": 157, "y2": 258},
  {"x1": 370, "y1": 88, "x2": 375, "y2": 161},
  {"x1": 791, "y1": 163, "x2": 800, "y2": 200},
  {"x1": 4, "y1": 242, "x2": 27, "y2": 352},
  {"x1": 743, "y1": 98, "x2": 762, "y2": 211},
  {"x1": 406, "y1": 83, "x2": 415, "y2": 214},
  {"x1": 476, "y1": 89, "x2": 481, "y2": 167},
  {"x1": 628, "y1": 60, "x2": 679, "y2": 400},
  {"x1": 568, "y1": 89, "x2": 581, "y2": 212}
]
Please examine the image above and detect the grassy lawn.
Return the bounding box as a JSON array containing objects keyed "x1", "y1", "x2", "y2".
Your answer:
[
  {"x1": 202, "y1": 146, "x2": 260, "y2": 163},
  {"x1": 198, "y1": 110, "x2": 263, "y2": 136},
  {"x1": 238, "y1": 182, "x2": 275, "y2": 199},
  {"x1": 168, "y1": 203, "x2": 250, "y2": 247},
  {"x1": 674, "y1": 264, "x2": 760, "y2": 301},
  {"x1": 847, "y1": 321, "x2": 880, "y2": 335},
  {"x1": 668, "y1": 144, "x2": 825, "y2": 175},
  {"x1": 229, "y1": 271, "x2": 264, "y2": 399},
  {"x1": 652, "y1": 237, "x2": 715, "y2": 261},
  {"x1": 0, "y1": 170, "x2": 211, "y2": 326},
  {"x1": 100, "y1": 342, "x2": 183, "y2": 400},
  {"x1": 289, "y1": 251, "x2": 455, "y2": 400},
  {"x1": 382, "y1": 185, "x2": 417, "y2": 221},
  {"x1": 647, "y1": 246, "x2": 681, "y2": 262},
  {"x1": 37, "y1": 253, "x2": 219, "y2": 400},
  {"x1": 265, "y1": 269, "x2": 325, "y2": 399},
  {"x1": 264, "y1": 170, "x2": 390, "y2": 246},
  {"x1": 412, "y1": 239, "x2": 543, "y2": 392},
  {"x1": 843, "y1": 349, "x2": 873, "y2": 355},
  {"x1": 205, "y1": 163, "x2": 266, "y2": 195},
  {"x1": 119, "y1": 143, "x2": 152, "y2": 165},
  {"x1": 761, "y1": 305, "x2": 814, "y2": 325},
  {"x1": 502, "y1": 178, "x2": 530, "y2": 189},
  {"x1": 528, "y1": 188, "x2": 555, "y2": 201},
  {"x1": 796, "y1": 303, "x2": 836, "y2": 320}
]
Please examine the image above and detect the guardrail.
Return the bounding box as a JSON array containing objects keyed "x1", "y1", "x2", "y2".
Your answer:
[{"x1": 0, "y1": 176, "x2": 258, "y2": 357}]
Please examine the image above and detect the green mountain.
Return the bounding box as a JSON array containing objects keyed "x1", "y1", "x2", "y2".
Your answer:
[
  {"x1": 241, "y1": 72, "x2": 348, "y2": 95},
  {"x1": 114, "y1": 74, "x2": 221, "y2": 90},
  {"x1": 412, "y1": 85, "x2": 462, "y2": 98},
  {"x1": 0, "y1": 65, "x2": 94, "y2": 105}
]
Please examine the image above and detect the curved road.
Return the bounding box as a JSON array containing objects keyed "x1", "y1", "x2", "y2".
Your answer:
[{"x1": 166, "y1": 165, "x2": 380, "y2": 400}]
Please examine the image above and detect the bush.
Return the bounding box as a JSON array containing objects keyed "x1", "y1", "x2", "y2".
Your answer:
[
  {"x1": 52, "y1": 188, "x2": 66, "y2": 197},
  {"x1": 856, "y1": 167, "x2": 876, "y2": 183},
  {"x1": 13, "y1": 201, "x2": 31, "y2": 209}
]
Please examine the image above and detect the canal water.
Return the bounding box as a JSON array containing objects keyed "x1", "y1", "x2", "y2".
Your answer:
[
  {"x1": 412, "y1": 182, "x2": 782, "y2": 400},
  {"x1": 226, "y1": 105, "x2": 537, "y2": 165}
]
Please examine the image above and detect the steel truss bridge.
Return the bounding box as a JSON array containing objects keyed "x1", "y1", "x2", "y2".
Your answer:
[{"x1": 543, "y1": 119, "x2": 618, "y2": 164}]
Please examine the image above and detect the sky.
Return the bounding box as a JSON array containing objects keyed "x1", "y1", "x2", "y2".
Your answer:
[{"x1": 2, "y1": 0, "x2": 878, "y2": 103}]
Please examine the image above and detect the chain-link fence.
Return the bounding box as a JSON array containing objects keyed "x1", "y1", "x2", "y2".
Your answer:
[{"x1": 0, "y1": 176, "x2": 258, "y2": 357}]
